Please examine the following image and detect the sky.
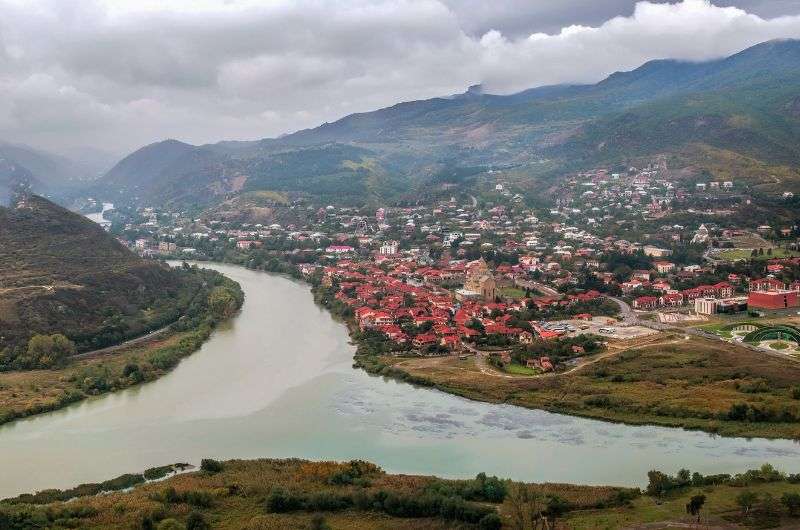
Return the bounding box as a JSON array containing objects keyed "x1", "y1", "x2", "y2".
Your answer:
[{"x1": 2, "y1": 0, "x2": 800, "y2": 157}]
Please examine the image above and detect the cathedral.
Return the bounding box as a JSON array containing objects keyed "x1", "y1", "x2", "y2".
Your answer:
[{"x1": 458, "y1": 258, "x2": 497, "y2": 302}]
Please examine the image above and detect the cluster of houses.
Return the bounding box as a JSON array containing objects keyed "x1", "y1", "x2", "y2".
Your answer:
[
  {"x1": 631, "y1": 281, "x2": 735, "y2": 310},
  {"x1": 631, "y1": 275, "x2": 800, "y2": 314},
  {"x1": 313, "y1": 256, "x2": 602, "y2": 353},
  {"x1": 104, "y1": 155, "x2": 800, "y2": 326}
]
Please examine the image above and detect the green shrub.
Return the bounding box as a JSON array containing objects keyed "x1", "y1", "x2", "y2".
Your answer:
[
  {"x1": 186, "y1": 512, "x2": 210, "y2": 530},
  {"x1": 266, "y1": 487, "x2": 304, "y2": 513},
  {"x1": 200, "y1": 458, "x2": 223, "y2": 473},
  {"x1": 479, "y1": 512, "x2": 503, "y2": 530},
  {"x1": 157, "y1": 519, "x2": 184, "y2": 530}
]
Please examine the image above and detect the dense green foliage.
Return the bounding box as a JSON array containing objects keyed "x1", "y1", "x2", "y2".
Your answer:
[
  {"x1": 646, "y1": 464, "x2": 800, "y2": 497},
  {"x1": 20, "y1": 334, "x2": 76, "y2": 368},
  {"x1": 265, "y1": 484, "x2": 499, "y2": 525}
]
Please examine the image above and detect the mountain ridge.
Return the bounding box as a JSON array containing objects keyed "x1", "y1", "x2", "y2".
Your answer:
[{"x1": 98, "y1": 38, "x2": 800, "y2": 206}]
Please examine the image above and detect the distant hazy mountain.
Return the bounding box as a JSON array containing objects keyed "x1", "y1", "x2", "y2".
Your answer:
[
  {"x1": 56, "y1": 145, "x2": 120, "y2": 178},
  {"x1": 0, "y1": 156, "x2": 39, "y2": 204},
  {"x1": 100, "y1": 39, "x2": 800, "y2": 206},
  {"x1": 0, "y1": 142, "x2": 106, "y2": 202}
]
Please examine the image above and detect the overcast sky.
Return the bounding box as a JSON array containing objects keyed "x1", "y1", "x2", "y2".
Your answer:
[{"x1": 3, "y1": 0, "x2": 800, "y2": 156}]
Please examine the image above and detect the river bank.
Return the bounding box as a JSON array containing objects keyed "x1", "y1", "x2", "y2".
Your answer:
[
  {"x1": 0, "y1": 265, "x2": 243, "y2": 426},
  {"x1": 4, "y1": 457, "x2": 800, "y2": 529},
  {"x1": 359, "y1": 338, "x2": 800, "y2": 440}
]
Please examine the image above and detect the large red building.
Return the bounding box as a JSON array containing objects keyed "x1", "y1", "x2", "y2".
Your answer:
[{"x1": 748, "y1": 290, "x2": 799, "y2": 310}]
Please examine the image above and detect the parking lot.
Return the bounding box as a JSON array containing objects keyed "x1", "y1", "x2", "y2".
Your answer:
[{"x1": 542, "y1": 316, "x2": 658, "y2": 341}]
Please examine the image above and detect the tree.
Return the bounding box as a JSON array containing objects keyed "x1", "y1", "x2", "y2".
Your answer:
[
  {"x1": 403, "y1": 293, "x2": 415, "y2": 308},
  {"x1": 140, "y1": 516, "x2": 155, "y2": 530},
  {"x1": 646, "y1": 470, "x2": 672, "y2": 497},
  {"x1": 686, "y1": 494, "x2": 706, "y2": 522},
  {"x1": 736, "y1": 490, "x2": 758, "y2": 515},
  {"x1": 200, "y1": 458, "x2": 223, "y2": 473},
  {"x1": 466, "y1": 318, "x2": 485, "y2": 334},
  {"x1": 545, "y1": 495, "x2": 570, "y2": 527},
  {"x1": 26, "y1": 333, "x2": 76, "y2": 368},
  {"x1": 504, "y1": 483, "x2": 543, "y2": 530},
  {"x1": 782, "y1": 492, "x2": 800, "y2": 516},
  {"x1": 208, "y1": 287, "x2": 239, "y2": 319},
  {"x1": 479, "y1": 512, "x2": 503, "y2": 530}
]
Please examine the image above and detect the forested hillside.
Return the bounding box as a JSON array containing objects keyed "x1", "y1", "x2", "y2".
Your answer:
[{"x1": 0, "y1": 195, "x2": 238, "y2": 368}]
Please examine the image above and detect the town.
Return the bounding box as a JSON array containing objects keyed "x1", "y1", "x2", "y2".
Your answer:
[{"x1": 92, "y1": 158, "x2": 800, "y2": 375}]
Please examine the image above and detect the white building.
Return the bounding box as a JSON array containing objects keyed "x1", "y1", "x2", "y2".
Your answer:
[
  {"x1": 379, "y1": 240, "x2": 399, "y2": 255},
  {"x1": 691, "y1": 224, "x2": 710, "y2": 245}
]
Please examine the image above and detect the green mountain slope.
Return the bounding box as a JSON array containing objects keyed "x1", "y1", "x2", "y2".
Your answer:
[{"x1": 99, "y1": 39, "x2": 800, "y2": 205}]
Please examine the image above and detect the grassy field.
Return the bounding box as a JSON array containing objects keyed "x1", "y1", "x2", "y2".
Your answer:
[
  {"x1": 717, "y1": 248, "x2": 800, "y2": 262},
  {"x1": 4, "y1": 458, "x2": 800, "y2": 529},
  {"x1": 503, "y1": 363, "x2": 539, "y2": 376},
  {"x1": 565, "y1": 481, "x2": 800, "y2": 529},
  {"x1": 382, "y1": 334, "x2": 800, "y2": 439},
  {"x1": 498, "y1": 287, "x2": 528, "y2": 300},
  {"x1": 0, "y1": 458, "x2": 637, "y2": 529},
  {"x1": 697, "y1": 323, "x2": 736, "y2": 338}
]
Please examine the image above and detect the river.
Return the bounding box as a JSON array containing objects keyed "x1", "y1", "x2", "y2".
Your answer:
[
  {"x1": 84, "y1": 202, "x2": 113, "y2": 228},
  {"x1": 1, "y1": 263, "x2": 799, "y2": 498}
]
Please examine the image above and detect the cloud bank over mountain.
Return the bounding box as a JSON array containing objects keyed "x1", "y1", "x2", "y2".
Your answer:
[{"x1": 2, "y1": 0, "x2": 800, "y2": 152}]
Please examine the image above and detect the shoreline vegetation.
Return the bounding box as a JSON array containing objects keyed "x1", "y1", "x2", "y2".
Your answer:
[
  {"x1": 207, "y1": 253, "x2": 800, "y2": 441},
  {"x1": 0, "y1": 263, "x2": 243, "y2": 427},
  {"x1": 3, "y1": 458, "x2": 800, "y2": 529}
]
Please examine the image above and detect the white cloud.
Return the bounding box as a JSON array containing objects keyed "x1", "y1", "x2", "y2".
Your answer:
[{"x1": 0, "y1": 0, "x2": 800, "y2": 154}]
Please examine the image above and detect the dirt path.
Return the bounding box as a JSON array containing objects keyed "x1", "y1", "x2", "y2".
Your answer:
[{"x1": 452, "y1": 334, "x2": 685, "y2": 381}]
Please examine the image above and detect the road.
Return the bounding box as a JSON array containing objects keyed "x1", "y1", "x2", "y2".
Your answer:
[{"x1": 72, "y1": 324, "x2": 174, "y2": 360}]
